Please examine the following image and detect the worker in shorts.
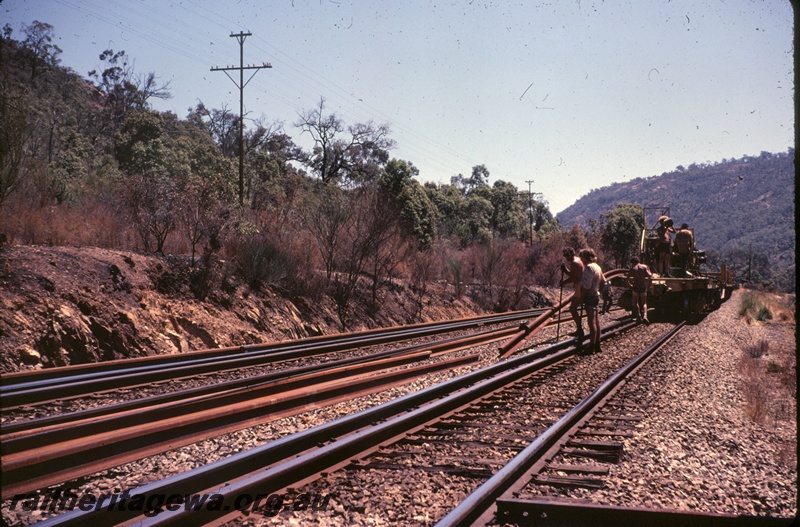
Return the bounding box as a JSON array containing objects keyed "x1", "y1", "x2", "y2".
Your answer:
[
  {"x1": 579, "y1": 248, "x2": 605, "y2": 354},
  {"x1": 601, "y1": 280, "x2": 613, "y2": 314},
  {"x1": 628, "y1": 256, "x2": 652, "y2": 324},
  {"x1": 559, "y1": 248, "x2": 585, "y2": 343}
]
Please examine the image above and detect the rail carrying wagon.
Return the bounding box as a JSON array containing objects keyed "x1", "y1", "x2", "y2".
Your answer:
[{"x1": 613, "y1": 206, "x2": 735, "y2": 315}]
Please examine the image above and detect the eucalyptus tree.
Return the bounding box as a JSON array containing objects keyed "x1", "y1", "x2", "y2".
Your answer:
[
  {"x1": 89, "y1": 49, "x2": 171, "y2": 136},
  {"x1": 295, "y1": 97, "x2": 394, "y2": 187},
  {"x1": 115, "y1": 110, "x2": 233, "y2": 254},
  {"x1": 19, "y1": 21, "x2": 62, "y2": 82},
  {"x1": 600, "y1": 203, "x2": 645, "y2": 268},
  {"x1": 377, "y1": 159, "x2": 437, "y2": 248}
]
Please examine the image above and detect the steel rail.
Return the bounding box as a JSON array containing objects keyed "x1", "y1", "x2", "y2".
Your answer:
[
  {"x1": 495, "y1": 498, "x2": 796, "y2": 527},
  {"x1": 1, "y1": 308, "x2": 549, "y2": 386},
  {"x1": 1, "y1": 312, "x2": 544, "y2": 407},
  {"x1": 1, "y1": 351, "x2": 431, "y2": 449},
  {"x1": 433, "y1": 321, "x2": 687, "y2": 527},
  {"x1": 498, "y1": 268, "x2": 630, "y2": 359},
  {"x1": 1, "y1": 341, "x2": 451, "y2": 437},
  {"x1": 37, "y1": 319, "x2": 637, "y2": 526},
  {"x1": 2, "y1": 352, "x2": 479, "y2": 499},
  {"x1": 1, "y1": 317, "x2": 525, "y2": 436}
]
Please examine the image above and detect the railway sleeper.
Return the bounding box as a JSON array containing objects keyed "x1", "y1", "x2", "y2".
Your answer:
[
  {"x1": 532, "y1": 473, "x2": 606, "y2": 489},
  {"x1": 410, "y1": 429, "x2": 544, "y2": 443},
  {"x1": 394, "y1": 437, "x2": 526, "y2": 451},
  {"x1": 593, "y1": 412, "x2": 643, "y2": 421},
  {"x1": 433, "y1": 421, "x2": 545, "y2": 433},
  {"x1": 561, "y1": 447, "x2": 622, "y2": 463},
  {"x1": 576, "y1": 427, "x2": 634, "y2": 438},
  {"x1": 566, "y1": 439, "x2": 624, "y2": 451},
  {"x1": 348, "y1": 460, "x2": 497, "y2": 479},
  {"x1": 546, "y1": 463, "x2": 610, "y2": 475}
]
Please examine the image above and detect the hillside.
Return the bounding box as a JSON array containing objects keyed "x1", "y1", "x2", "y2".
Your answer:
[
  {"x1": 0, "y1": 245, "x2": 553, "y2": 373},
  {"x1": 557, "y1": 150, "x2": 796, "y2": 272}
]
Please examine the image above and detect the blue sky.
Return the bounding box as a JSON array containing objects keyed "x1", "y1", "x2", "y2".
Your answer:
[{"x1": 3, "y1": 0, "x2": 793, "y2": 213}]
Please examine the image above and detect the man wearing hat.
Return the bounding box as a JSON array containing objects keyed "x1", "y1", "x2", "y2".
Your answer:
[
  {"x1": 656, "y1": 216, "x2": 675, "y2": 277},
  {"x1": 674, "y1": 223, "x2": 695, "y2": 277}
]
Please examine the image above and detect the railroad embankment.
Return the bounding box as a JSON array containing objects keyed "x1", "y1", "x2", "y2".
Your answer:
[{"x1": 0, "y1": 245, "x2": 547, "y2": 373}]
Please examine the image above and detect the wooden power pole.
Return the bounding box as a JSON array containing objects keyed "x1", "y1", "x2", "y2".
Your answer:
[{"x1": 211, "y1": 32, "x2": 272, "y2": 206}]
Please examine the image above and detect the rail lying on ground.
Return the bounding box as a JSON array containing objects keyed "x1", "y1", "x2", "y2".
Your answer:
[
  {"x1": 0, "y1": 308, "x2": 547, "y2": 407},
  {"x1": 3, "y1": 306, "x2": 581, "y2": 498},
  {"x1": 34, "y1": 317, "x2": 637, "y2": 526}
]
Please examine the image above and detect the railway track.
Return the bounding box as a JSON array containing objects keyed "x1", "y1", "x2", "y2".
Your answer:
[
  {"x1": 31, "y1": 316, "x2": 640, "y2": 526},
  {"x1": 3, "y1": 305, "x2": 594, "y2": 498},
  {"x1": 9, "y1": 288, "x2": 724, "y2": 525},
  {"x1": 29, "y1": 314, "x2": 786, "y2": 527},
  {"x1": 0, "y1": 308, "x2": 549, "y2": 408}
]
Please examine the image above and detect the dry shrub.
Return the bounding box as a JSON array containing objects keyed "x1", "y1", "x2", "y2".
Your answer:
[
  {"x1": 739, "y1": 355, "x2": 770, "y2": 424},
  {"x1": 462, "y1": 239, "x2": 532, "y2": 311},
  {"x1": 745, "y1": 339, "x2": 769, "y2": 359},
  {"x1": 0, "y1": 198, "x2": 139, "y2": 249},
  {"x1": 739, "y1": 290, "x2": 795, "y2": 324}
]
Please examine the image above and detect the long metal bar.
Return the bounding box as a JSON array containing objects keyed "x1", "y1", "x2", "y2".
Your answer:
[
  {"x1": 1, "y1": 308, "x2": 546, "y2": 388},
  {"x1": 1, "y1": 352, "x2": 431, "y2": 450},
  {"x1": 434, "y1": 322, "x2": 686, "y2": 527},
  {"x1": 2, "y1": 353, "x2": 479, "y2": 499},
  {"x1": 496, "y1": 498, "x2": 795, "y2": 527},
  {"x1": 36, "y1": 324, "x2": 609, "y2": 527}
]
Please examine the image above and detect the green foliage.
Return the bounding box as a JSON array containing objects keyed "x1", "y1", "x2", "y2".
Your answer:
[
  {"x1": 0, "y1": 79, "x2": 35, "y2": 205},
  {"x1": 378, "y1": 159, "x2": 437, "y2": 248},
  {"x1": 600, "y1": 203, "x2": 644, "y2": 268},
  {"x1": 294, "y1": 97, "x2": 394, "y2": 186}
]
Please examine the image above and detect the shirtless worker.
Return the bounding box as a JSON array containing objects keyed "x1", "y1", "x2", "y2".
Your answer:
[
  {"x1": 559, "y1": 247, "x2": 585, "y2": 343},
  {"x1": 673, "y1": 223, "x2": 695, "y2": 277},
  {"x1": 656, "y1": 216, "x2": 675, "y2": 277},
  {"x1": 628, "y1": 256, "x2": 652, "y2": 324},
  {"x1": 579, "y1": 248, "x2": 605, "y2": 354}
]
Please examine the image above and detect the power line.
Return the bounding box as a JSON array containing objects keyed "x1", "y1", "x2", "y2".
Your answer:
[{"x1": 211, "y1": 32, "x2": 272, "y2": 206}]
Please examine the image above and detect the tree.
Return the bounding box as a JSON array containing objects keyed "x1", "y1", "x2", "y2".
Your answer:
[
  {"x1": 302, "y1": 182, "x2": 350, "y2": 280},
  {"x1": 295, "y1": 97, "x2": 394, "y2": 186},
  {"x1": 600, "y1": 204, "x2": 644, "y2": 268},
  {"x1": 462, "y1": 194, "x2": 494, "y2": 246},
  {"x1": 378, "y1": 159, "x2": 437, "y2": 248},
  {"x1": 333, "y1": 185, "x2": 402, "y2": 327},
  {"x1": 20, "y1": 21, "x2": 61, "y2": 82},
  {"x1": 451, "y1": 164, "x2": 490, "y2": 194},
  {"x1": 114, "y1": 111, "x2": 192, "y2": 252},
  {"x1": 0, "y1": 81, "x2": 37, "y2": 205},
  {"x1": 177, "y1": 123, "x2": 236, "y2": 263},
  {"x1": 187, "y1": 103, "x2": 238, "y2": 158},
  {"x1": 89, "y1": 49, "x2": 171, "y2": 135},
  {"x1": 485, "y1": 180, "x2": 526, "y2": 239}
]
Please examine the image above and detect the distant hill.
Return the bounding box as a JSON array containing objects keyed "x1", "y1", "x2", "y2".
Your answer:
[{"x1": 556, "y1": 150, "x2": 795, "y2": 272}]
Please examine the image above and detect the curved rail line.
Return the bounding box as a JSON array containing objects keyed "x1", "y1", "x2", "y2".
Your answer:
[
  {"x1": 2, "y1": 306, "x2": 584, "y2": 497},
  {"x1": 35, "y1": 317, "x2": 638, "y2": 526},
  {"x1": 1, "y1": 308, "x2": 550, "y2": 408}
]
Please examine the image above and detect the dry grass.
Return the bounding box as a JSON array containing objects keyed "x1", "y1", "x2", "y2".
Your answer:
[
  {"x1": 739, "y1": 290, "x2": 796, "y2": 325},
  {"x1": 737, "y1": 291, "x2": 797, "y2": 445}
]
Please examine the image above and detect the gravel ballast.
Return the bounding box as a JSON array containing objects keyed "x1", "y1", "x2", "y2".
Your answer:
[
  {"x1": 2, "y1": 290, "x2": 795, "y2": 526},
  {"x1": 522, "y1": 289, "x2": 797, "y2": 519}
]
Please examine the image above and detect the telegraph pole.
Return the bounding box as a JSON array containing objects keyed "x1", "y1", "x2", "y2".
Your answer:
[
  {"x1": 526, "y1": 180, "x2": 534, "y2": 245},
  {"x1": 211, "y1": 32, "x2": 272, "y2": 206}
]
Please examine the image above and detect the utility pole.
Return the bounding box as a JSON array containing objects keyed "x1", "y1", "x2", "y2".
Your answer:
[
  {"x1": 526, "y1": 180, "x2": 534, "y2": 245},
  {"x1": 211, "y1": 31, "x2": 272, "y2": 206}
]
